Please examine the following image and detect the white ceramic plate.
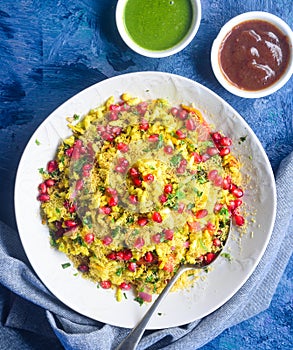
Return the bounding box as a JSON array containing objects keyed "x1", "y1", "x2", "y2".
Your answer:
[{"x1": 14, "y1": 72, "x2": 276, "y2": 329}]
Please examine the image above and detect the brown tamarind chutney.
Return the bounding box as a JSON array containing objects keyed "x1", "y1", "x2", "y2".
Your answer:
[{"x1": 219, "y1": 20, "x2": 290, "y2": 91}]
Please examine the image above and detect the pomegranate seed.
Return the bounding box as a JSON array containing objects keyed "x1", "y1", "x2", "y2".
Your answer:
[
  {"x1": 64, "y1": 220, "x2": 78, "y2": 228},
  {"x1": 164, "y1": 145, "x2": 173, "y2": 154},
  {"x1": 83, "y1": 164, "x2": 92, "y2": 172},
  {"x1": 100, "y1": 280, "x2": 111, "y2": 289},
  {"x1": 122, "y1": 249, "x2": 132, "y2": 261},
  {"x1": 164, "y1": 229, "x2": 174, "y2": 240},
  {"x1": 107, "y1": 252, "x2": 117, "y2": 260},
  {"x1": 118, "y1": 157, "x2": 129, "y2": 168},
  {"x1": 219, "y1": 147, "x2": 230, "y2": 157},
  {"x1": 195, "y1": 209, "x2": 208, "y2": 219},
  {"x1": 152, "y1": 233, "x2": 162, "y2": 244},
  {"x1": 139, "y1": 122, "x2": 149, "y2": 131},
  {"x1": 112, "y1": 126, "x2": 122, "y2": 135},
  {"x1": 100, "y1": 206, "x2": 112, "y2": 215},
  {"x1": 129, "y1": 195, "x2": 138, "y2": 204},
  {"x1": 177, "y1": 167, "x2": 185, "y2": 174},
  {"x1": 214, "y1": 175, "x2": 223, "y2": 187},
  {"x1": 101, "y1": 132, "x2": 114, "y2": 142},
  {"x1": 208, "y1": 169, "x2": 218, "y2": 181},
  {"x1": 83, "y1": 170, "x2": 90, "y2": 177},
  {"x1": 37, "y1": 193, "x2": 50, "y2": 202},
  {"x1": 178, "y1": 109, "x2": 188, "y2": 120},
  {"x1": 119, "y1": 282, "x2": 131, "y2": 290},
  {"x1": 38, "y1": 182, "x2": 47, "y2": 194},
  {"x1": 74, "y1": 139, "x2": 83, "y2": 148},
  {"x1": 220, "y1": 137, "x2": 232, "y2": 146},
  {"x1": 186, "y1": 118, "x2": 196, "y2": 131},
  {"x1": 45, "y1": 179, "x2": 55, "y2": 187},
  {"x1": 143, "y1": 173, "x2": 154, "y2": 182},
  {"x1": 71, "y1": 148, "x2": 80, "y2": 160},
  {"x1": 116, "y1": 251, "x2": 125, "y2": 260},
  {"x1": 117, "y1": 142, "x2": 129, "y2": 153},
  {"x1": 233, "y1": 214, "x2": 245, "y2": 226},
  {"x1": 175, "y1": 129, "x2": 186, "y2": 139},
  {"x1": 170, "y1": 107, "x2": 179, "y2": 116},
  {"x1": 115, "y1": 165, "x2": 125, "y2": 173},
  {"x1": 192, "y1": 152, "x2": 202, "y2": 163},
  {"x1": 84, "y1": 233, "x2": 94, "y2": 244},
  {"x1": 222, "y1": 176, "x2": 232, "y2": 190},
  {"x1": 213, "y1": 238, "x2": 221, "y2": 247},
  {"x1": 102, "y1": 235, "x2": 113, "y2": 245},
  {"x1": 144, "y1": 252, "x2": 154, "y2": 263},
  {"x1": 159, "y1": 194, "x2": 167, "y2": 203},
  {"x1": 201, "y1": 153, "x2": 210, "y2": 162},
  {"x1": 128, "y1": 262, "x2": 137, "y2": 272},
  {"x1": 109, "y1": 111, "x2": 119, "y2": 121},
  {"x1": 47, "y1": 160, "x2": 58, "y2": 173},
  {"x1": 206, "y1": 147, "x2": 219, "y2": 156},
  {"x1": 134, "y1": 236, "x2": 145, "y2": 248},
  {"x1": 133, "y1": 177, "x2": 142, "y2": 187},
  {"x1": 108, "y1": 197, "x2": 118, "y2": 207},
  {"x1": 129, "y1": 167, "x2": 140, "y2": 177},
  {"x1": 214, "y1": 203, "x2": 223, "y2": 213},
  {"x1": 65, "y1": 147, "x2": 74, "y2": 157},
  {"x1": 231, "y1": 187, "x2": 244, "y2": 198},
  {"x1": 148, "y1": 134, "x2": 159, "y2": 142},
  {"x1": 152, "y1": 211, "x2": 162, "y2": 223},
  {"x1": 212, "y1": 132, "x2": 222, "y2": 143},
  {"x1": 234, "y1": 199, "x2": 243, "y2": 207},
  {"x1": 75, "y1": 179, "x2": 83, "y2": 191},
  {"x1": 137, "y1": 102, "x2": 148, "y2": 115},
  {"x1": 164, "y1": 184, "x2": 173, "y2": 194},
  {"x1": 205, "y1": 252, "x2": 216, "y2": 264},
  {"x1": 106, "y1": 187, "x2": 117, "y2": 196},
  {"x1": 109, "y1": 104, "x2": 121, "y2": 111},
  {"x1": 78, "y1": 264, "x2": 89, "y2": 273},
  {"x1": 177, "y1": 202, "x2": 185, "y2": 213},
  {"x1": 137, "y1": 217, "x2": 148, "y2": 226},
  {"x1": 206, "y1": 222, "x2": 216, "y2": 231}
]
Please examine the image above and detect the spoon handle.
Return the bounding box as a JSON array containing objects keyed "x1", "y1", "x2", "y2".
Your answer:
[{"x1": 115, "y1": 265, "x2": 187, "y2": 350}]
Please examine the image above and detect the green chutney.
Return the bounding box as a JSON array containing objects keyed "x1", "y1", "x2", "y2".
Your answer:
[{"x1": 123, "y1": 0, "x2": 193, "y2": 51}]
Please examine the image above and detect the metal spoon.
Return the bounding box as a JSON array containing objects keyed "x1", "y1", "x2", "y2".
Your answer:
[{"x1": 116, "y1": 222, "x2": 231, "y2": 350}]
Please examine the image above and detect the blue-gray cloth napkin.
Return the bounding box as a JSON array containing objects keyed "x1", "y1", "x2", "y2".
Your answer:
[{"x1": 0, "y1": 151, "x2": 292, "y2": 350}]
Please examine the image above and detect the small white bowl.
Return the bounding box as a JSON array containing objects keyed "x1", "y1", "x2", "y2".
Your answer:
[
  {"x1": 116, "y1": 0, "x2": 201, "y2": 58},
  {"x1": 211, "y1": 11, "x2": 293, "y2": 98}
]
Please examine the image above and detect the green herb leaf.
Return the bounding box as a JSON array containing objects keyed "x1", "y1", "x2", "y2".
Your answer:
[
  {"x1": 221, "y1": 252, "x2": 232, "y2": 261},
  {"x1": 35, "y1": 139, "x2": 41, "y2": 146},
  {"x1": 62, "y1": 262, "x2": 71, "y2": 269},
  {"x1": 134, "y1": 296, "x2": 144, "y2": 306},
  {"x1": 170, "y1": 154, "x2": 182, "y2": 167},
  {"x1": 239, "y1": 135, "x2": 247, "y2": 144}
]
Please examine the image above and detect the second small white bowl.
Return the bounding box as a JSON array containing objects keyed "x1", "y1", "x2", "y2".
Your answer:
[{"x1": 211, "y1": 11, "x2": 293, "y2": 98}]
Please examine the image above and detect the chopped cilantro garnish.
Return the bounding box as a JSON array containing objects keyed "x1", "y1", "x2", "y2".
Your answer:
[
  {"x1": 73, "y1": 114, "x2": 80, "y2": 120},
  {"x1": 239, "y1": 135, "x2": 247, "y2": 144},
  {"x1": 123, "y1": 292, "x2": 128, "y2": 299},
  {"x1": 62, "y1": 262, "x2": 71, "y2": 269},
  {"x1": 116, "y1": 267, "x2": 124, "y2": 276},
  {"x1": 221, "y1": 252, "x2": 232, "y2": 261},
  {"x1": 35, "y1": 139, "x2": 41, "y2": 146},
  {"x1": 134, "y1": 297, "x2": 144, "y2": 306},
  {"x1": 170, "y1": 153, "x2": 182, "y2": 167},
  {"x1": 157, "y1": 134, "x2": 164, "y2": 149},
  {"x1": 38, "y1": 167, "x2": 46, "y2": 175}
]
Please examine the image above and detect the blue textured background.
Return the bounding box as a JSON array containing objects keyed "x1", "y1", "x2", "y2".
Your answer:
[{"x1": 0, "y1": 0, "x2": 292, "y2": 349}]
